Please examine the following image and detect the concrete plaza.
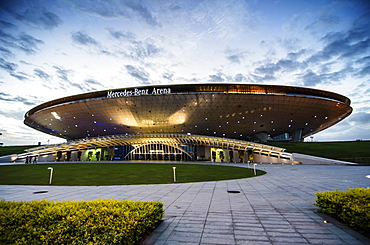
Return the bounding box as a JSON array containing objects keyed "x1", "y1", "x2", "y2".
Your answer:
[{"x1": 0, "y1": 163, "x2": 369, "y2": 244}]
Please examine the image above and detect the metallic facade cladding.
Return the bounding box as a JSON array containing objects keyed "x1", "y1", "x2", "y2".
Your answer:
[{"x1": 24, "y1": 84, "x2": 352, "y2": 141}]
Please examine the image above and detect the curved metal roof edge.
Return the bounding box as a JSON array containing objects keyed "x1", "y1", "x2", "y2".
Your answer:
[{"x1": 24, "y1": 83, "x2": 351, "y2": 118}]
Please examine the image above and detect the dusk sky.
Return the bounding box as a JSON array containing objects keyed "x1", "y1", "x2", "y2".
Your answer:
[{"x1": 0, "y1": 0, "x2": 369, "y2": 145}]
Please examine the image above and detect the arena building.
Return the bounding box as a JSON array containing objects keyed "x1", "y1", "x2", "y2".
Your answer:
[{"x1": 19, "y1": 84, "x2": 352, "y2": 163}]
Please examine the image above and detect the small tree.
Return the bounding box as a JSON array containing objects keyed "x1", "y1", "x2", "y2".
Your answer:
[
  {"x1": 95, "y1": 151, "x2": 101, "y2": 161},
  {"x1": 211, "y1": 151, "x2": 216, "y2": 162},
  {"x1": 66, "y1": 151, "x2": 71, "y2": 161},
  {"x1": 219, "y1": 150, "x2": 224, "y2": 162},
  {"x1": 87, "y1": 151, "x2": 93, "y2": 161},
  {"x1": 247, "y1": 150, "x2": 254, "y2": 162},
  {"x1": 56, "y1": 151, "x2": 62, "y2": 161},
  {"x1": 238, "y1": 150, "x2": 244, "y2": 163},
  {"x1": 229, "y1": 151, "x2": 234, "y2": 163}
]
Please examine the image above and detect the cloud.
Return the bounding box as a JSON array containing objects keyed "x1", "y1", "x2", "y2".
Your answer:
[
  {"x1": 15, "y1": 7, "x2": 62, "y2": 30},
  {"x1": 108, "y1": 29, "x2": 136, "y2": 41},
  {"x1": 314, "y1": 122, "x2": 370, "y2": 141},
  {"x1": 0, "y1": 58, "x2": 18, "y2": 73},
  {"x1": 71, "y1": 31, "x2": 99, "y2": 46},
  {"x1": 307, "y1": 12, "x2": 370, "y2": 64},
  {"x1": 300, "y1": 70, "x2": 316, "y2": 86},
  {"x1": 277, "y1": 38, "x2": 303, "y2": 51},
  {"x1": 69, "y1": 0, "x2": 159, "y2": 26},
  {"x1": 299, "y1": 68, "x2": 350, "y2": 87},
  {"x1": 34, "y1": 68, "x2": 51, "y2": 81},
  {"x1": 0, "y1": 110, "x2": 25, "y2": 121},
  {"x1": 11, "y1": 72, "x2": 28, "y2": 81},
  {"x1": 254, "y1": 58, "x2": 306, "y2": 78},
  {"x1": 127, "y1": 40, "x2": 162, "y2": 59},
  {"x1": 0, "y1": 20, "x2": 17, "y2": 30},
  {"x1": 162, "y1": 72, "x2": 174, "y2": 81},
  {"x1": 71, "y1": 31, "x2": 113, "y2": 56},
  {"x1": 17, "y1": 33, "x2": 44, "y2": 54},
  {"x1": 249, "y1": 74, "x2": 276, "y2": 83},
  {"x1": 208, "y1": 74, "x2": 224, "y2": 83},
  {"x1": 0, "y1": 92, "x2": 36, "y2": 106},
  {"x1": 315, "y1": 110, "x2": 370, "y2": 141},
  {"x1": 355, "y1": 55, "x2": 370, "y2": 65},
  {"x1": 348, "y1": 112, "x2": 370, "y2": 126},
  {"x1": 207, "y1": 72, "x2": 247, "y2": 83},
  {"x1": 53, "y1": 66, "x2": 73, "y2": 82},
  {"x1": 286, "y1": 49, "x2": 307, "y2": 60},
  {"x1": 305, "y1": 14, "x2": 341, "y2": 32},
  {"x1": 355, "y1": 65, "x2": 370, "y2": 78},
  {"x1": 0, "y1": 46, "x2": 13, "y2": 56},
  {"x1": 124, "y1": 65, "x2": 150, "y2": 84},
  {"x1": 226, "y1": 54, "x2": 242, "y2": 64},
  {"x1": 234, "y1": 73, "x2": 247, "y2": 83},
  {"x1": 0, "y1": 1, "x2": 62, "y2": 29},
  {"x1": 51, "y1": 66, "x2": 100, "y2": 92},
  {"x1": 52, "y1": 66, "x2": 86, "y2": 91},
  {"x1": 123, "y1": 0, "x2": 159, "y2": 26},
  {"x1": 84, "y1": 78, "x2": 102, "y2": 86},
  {"x1": 251, "y1": 12, "x2": 369, "y2": 87},
  {"x1": 0, "y1": 57, "x2": 28, "y2": 80},
  {"x1": 83, "y1": 78, "x2": 104, "y2": 90},
  {"x1": 0, "y1": 30, "x2": 44, "y2": 55},
  {"x1": 225, "y1": 50, "x2": 247, "y2": 64}
]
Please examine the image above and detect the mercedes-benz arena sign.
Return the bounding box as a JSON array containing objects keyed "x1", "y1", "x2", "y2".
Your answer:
[{"x1": 24, "y1": 83, "x2": 352, "y2": 143}]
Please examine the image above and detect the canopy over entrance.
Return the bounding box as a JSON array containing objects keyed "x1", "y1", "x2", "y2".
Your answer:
[{"x1": 17, "y1": 133, "x2": 292, "y2": 161}]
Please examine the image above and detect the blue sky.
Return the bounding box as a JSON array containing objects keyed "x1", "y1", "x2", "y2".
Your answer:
[{"x1": 0, "y1": 0, "x2": 369, "y2": 145}]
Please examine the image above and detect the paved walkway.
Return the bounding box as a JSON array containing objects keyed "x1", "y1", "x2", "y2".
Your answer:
[{"x1": 1, "y1": 163, "x2": 369, "y2": 244}]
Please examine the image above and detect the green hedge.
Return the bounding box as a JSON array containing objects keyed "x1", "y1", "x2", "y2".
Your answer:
[
  {"x1": 0, "y1": 199, "x2": 164, "y2": 244},
  {"x1": 314, "y1": 188, "x2": 370, "y2": 236}
]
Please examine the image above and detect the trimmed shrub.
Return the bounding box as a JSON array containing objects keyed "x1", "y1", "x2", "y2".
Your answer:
[
  {"x1": 314, "y1": 188, "x2": 370, "y2": 236},
  {"x1": 0, "y1": 199, "x2": 164, "y2": 244}
]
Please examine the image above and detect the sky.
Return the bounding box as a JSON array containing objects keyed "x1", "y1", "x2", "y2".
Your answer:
[{"x1": 0, "y1": 0, "x2": 369, "y2": 146}]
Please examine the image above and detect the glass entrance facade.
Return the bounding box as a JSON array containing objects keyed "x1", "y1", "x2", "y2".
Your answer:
[{"x1": 123, "y1": 143, "x2": 192, "y2": 161}]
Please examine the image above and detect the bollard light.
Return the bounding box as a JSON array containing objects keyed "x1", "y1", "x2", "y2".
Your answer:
[
  {"x1": 48, "y1": 167, "x2": 53, "y2": 185},
  {"x1": 172, "y1": 167, "x2": 177, "y2": 182},
  {"x1": 253, "y1": 163, "x2": 257, "y2": 176}
]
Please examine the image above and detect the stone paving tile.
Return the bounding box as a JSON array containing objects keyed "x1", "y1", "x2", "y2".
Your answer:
[
  {"x1": 200, "y1": 233, "x2": 235, "y2": 244},
  {"x1": 166, "y1": 231, "x2": 202, "y2": 243},
  {"x1": 304, "y1": 238, "x2": 349, "y2": 245},
  {"x1": 234, "y1": 241, "x2": 271, "y2": 245},
  {"x1": 269, "y1": 236, "x2": 309, "y2": 244},
  {"x1": 234, "y1": 229, "x2": 267, "y2": 236},
  {"x1": 234, "y1": 234, "x2": 271, "y2": 243},
  {"x1": 1, "y1": 164, "x2": 370, "y2": 245}
]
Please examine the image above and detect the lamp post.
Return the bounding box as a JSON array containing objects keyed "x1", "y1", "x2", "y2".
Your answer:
[
  {"x1": 48, "y1": 167, "x2": 53, "y2": 185},
  {"x1": 172, "y1": 167, "x2": 177, "y2": 182}
]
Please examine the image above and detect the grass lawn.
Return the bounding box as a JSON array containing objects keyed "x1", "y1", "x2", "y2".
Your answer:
[
  {"x1": 0, "y1": 145, "x2": 35, "y2": 157},
  {"x1": 266, "y1": 141, "x2": 370, "y2": 164},
  {"x1": 0, "y1": 162, "x2": 265, "y2": 186}
]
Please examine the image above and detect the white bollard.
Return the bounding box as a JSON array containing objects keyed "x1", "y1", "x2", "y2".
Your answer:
[
  {"x1": 172, "y1": 167, "x2": 176, "y2": 182},
  {"x1": 253, "y1": 163, "x2": 257, "y2": 176},
  {"x1": 48, "y1": 167, "x2": 53, "y2": 185}
]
